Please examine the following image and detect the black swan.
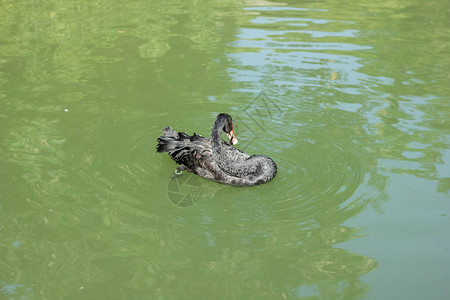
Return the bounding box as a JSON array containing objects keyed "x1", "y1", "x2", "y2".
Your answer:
[{"x1": 156, "y1": 113, "x2": 277, "y2": 187}]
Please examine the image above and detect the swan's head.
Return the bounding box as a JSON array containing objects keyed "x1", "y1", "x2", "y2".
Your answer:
[{"x1": 218, "y1": 113, "x2": 238, "y2": 145}]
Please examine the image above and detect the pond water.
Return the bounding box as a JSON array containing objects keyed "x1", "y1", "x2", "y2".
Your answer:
[{"x1": 1, "y1": 0, "x2": 449, "y2": 299}]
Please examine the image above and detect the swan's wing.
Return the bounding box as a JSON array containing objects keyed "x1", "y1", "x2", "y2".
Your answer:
[
  {"x1": 181, "y1": 135, "x2": 224, "y2": 181},
  {"x1": 171, "y1": 134, "x2": 208, "y2": 170},
  {"x1": 189, "y1": 139, "x2": 250, "y2": 181},
  {"x1": 217, "y1": 143, "x2": 259, "y2": 177},
  {"x1": 192, "y1": 150, "x2": 220, "y2": 180},
  {"x1": 222, "y1": 144, "x2": 250, "y2": 161}
]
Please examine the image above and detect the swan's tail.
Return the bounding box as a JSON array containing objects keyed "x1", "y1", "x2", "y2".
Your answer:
[
  {"x1": 157, "y1": 127, "x2": 184, "y2": 153},
  {"x1": 157, "y1": 127, "x2": 207, "y2": 172},
  {"x1": 157, "y1": 126, "x2": 200, "y2": 154}
]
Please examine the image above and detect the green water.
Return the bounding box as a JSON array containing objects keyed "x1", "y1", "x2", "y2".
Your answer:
[{"x1": 1, "y1": 0, "x2": 449, "y2": 299}]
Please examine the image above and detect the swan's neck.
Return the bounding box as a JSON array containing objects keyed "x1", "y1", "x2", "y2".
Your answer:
[{"x1": 211, "y1": 117, "x2": 226, "y2": 153}]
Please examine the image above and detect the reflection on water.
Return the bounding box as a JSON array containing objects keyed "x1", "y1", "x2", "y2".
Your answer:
[{"x1": 0, "y1": 0, "x2": 449, "y2": 299}]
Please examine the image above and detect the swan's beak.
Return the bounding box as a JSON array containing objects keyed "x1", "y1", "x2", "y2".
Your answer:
[{"x1": 227, "y1": 129, "x2": 238, "y2": 145}]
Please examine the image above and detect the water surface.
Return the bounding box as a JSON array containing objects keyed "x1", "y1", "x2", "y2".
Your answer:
[{"x1": 0, "y1": 0, "x2": 449, "y2": 299}]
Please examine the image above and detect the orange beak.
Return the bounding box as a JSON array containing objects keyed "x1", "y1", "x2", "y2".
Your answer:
[{"x1": 226, "y1": 125, "x2": 238, "y2": 145}]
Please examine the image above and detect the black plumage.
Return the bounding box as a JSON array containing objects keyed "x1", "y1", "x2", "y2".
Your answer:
[{"x1": 157, "y1": 113, "x2": 277, "y2": 187}]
